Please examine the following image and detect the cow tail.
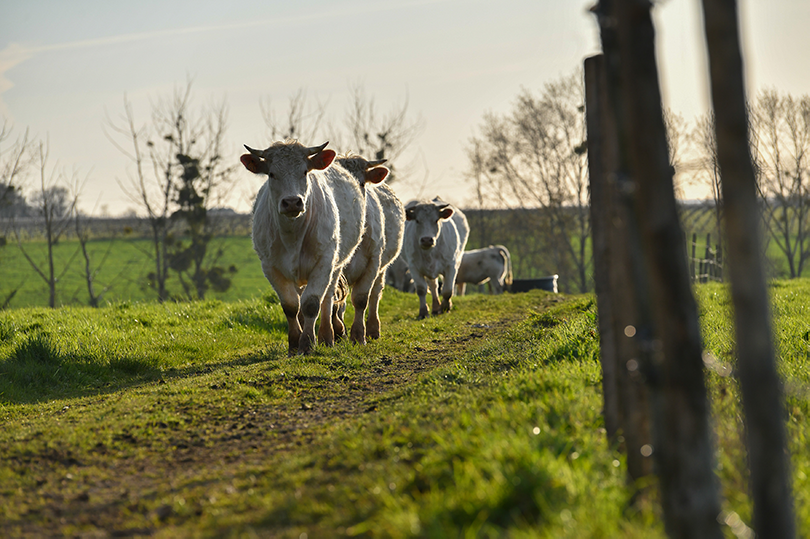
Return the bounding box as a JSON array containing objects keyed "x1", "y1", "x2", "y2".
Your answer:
[{"x1": 500, "y1": 246, "x2": 513, "y2": 286}]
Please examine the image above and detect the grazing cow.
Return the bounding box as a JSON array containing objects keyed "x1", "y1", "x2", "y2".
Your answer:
[
  {"x1": 331, "y1": 155, "x2": 405, "y2": 343},
  {"x1": 241, "y1": 140, "x2": 365, "y2": 355},
  {"x1": 402, "y1": 199, "x2": 469, "y2": 319},
  {"x1": 455, "y1": 245, "x2": 513, "y2": 295},
  {"x1": 386, "y1": 252, "x2": 414, "y2": 293}
]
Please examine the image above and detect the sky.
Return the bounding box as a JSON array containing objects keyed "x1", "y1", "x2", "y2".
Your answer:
[{"x1": 1, "y1": 0, "x2": 809, "y2": 215}]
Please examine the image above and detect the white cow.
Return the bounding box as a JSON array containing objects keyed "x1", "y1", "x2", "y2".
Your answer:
[
  {"x1": 402, "y1": 199, "x2": 469, "y2": 319},
  {"x1": 455, "y1": 245, "x2": 513, "y2": 295},
  {"x1": 241, "y1": 140, "x2": 365, "y2": 355},
  {"x1": 385, "y1": 252, "x2": 414, "y2": 293},
  {"x1": 333, "y1": 155, "x2": 405, "y2": 343}
]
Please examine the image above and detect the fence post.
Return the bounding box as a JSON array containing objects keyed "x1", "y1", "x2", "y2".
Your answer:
[
  {"x1": 585, "y1": 54, "x2": 652, "y2": 479},
  {"x1": 691, "y1": 233, "x2": 697, "y2": 281},
  {"x1": 598, "y1": 0, "x2": 724, "y2": 535},
  {"x1": 585, "y1": 55, "x2": 620, "y2": 443},
  {"x1": 702, "y1": 0, "x2": 795, "y2": 534}
]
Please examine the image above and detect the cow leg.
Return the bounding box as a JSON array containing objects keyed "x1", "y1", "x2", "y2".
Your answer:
[
  {"x1": 332, "y1": 302, "x2": 346, "y2": 342},
  {"x1": 428, "y1": 278, "x2": 442, "y2": 315},
  {"x1": 366, "y1": 273, "x2": 385, "y2": 340},
  {"x1": 456, "y1": 282, "x2": 466, "y2": 296},
  {"x1": 440, "y1": 265, "x2": 459, "y2": 314},
  {"x1": 350, "y1": 260, "x2": 381, "y2": 345},
  {"x1": 412, "y1": 273, "x2": 430, "y2": 320},
  {"x1": 266, "y1": 269, "x2": 302, "y2": 356},
  {"x1": 331, "y1": 273, "x2": 348, "y2": 342},
  {"x1": 299, "y1": 265, "x2": 334, "y2": 355},
  {"x1": 317, "y1": 272, "x2": 342, "y2": 348}
]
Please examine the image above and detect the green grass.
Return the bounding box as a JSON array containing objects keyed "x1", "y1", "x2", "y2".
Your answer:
[
  {"x1": 0, "y1": 281, "x2": 809, "y2": 537},
  {"x1": 0, "y1": 236, "x2": 269, "y2": 308}
]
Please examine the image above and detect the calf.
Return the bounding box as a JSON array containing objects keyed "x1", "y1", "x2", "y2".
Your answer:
[
  {"x1": 334, "y1": 155, "x2": 405, "y2": 343},
  {"x1": 402, "y1": 199, "x2": 469, "y2": 319},
  {"x1": 241, "y1": 140, "x2": 365, "y2": 355},
  {"x1": 455, "y1": 245, "x2": 513, "y2": 295}
]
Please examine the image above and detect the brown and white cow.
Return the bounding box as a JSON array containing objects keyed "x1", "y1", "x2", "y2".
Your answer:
[
  {"x1": 333, "y1": 155, "x2": 405, "y2": 343},
  {"x1": 402, "y1": 199, "x2": 469, "y2": 319},
  {"x1": 241, "y1": 140, "x2": 365, "y2": 355},
  {"x1": 455, "y1": 245, "x2": 513, "y2": 295}
]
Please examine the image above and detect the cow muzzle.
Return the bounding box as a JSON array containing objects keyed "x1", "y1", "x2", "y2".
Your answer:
[
  {"x1": 280, "y1": 196, "x2": 305, "y2": 218},
  {"x1": 419, "y1": 237, "x2": 435, "y2": 249}
]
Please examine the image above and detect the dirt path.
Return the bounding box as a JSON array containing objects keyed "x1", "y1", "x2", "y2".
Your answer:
[{"x1": 3, "y1": 315, "x2": 523, "y2": 538}]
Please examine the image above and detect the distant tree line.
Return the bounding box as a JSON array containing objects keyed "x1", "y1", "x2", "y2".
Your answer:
[{"x1": 462, "y1": 69, "x2": 810, "y2": 290}]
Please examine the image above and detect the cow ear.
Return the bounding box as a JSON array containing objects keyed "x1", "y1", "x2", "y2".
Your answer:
[
  {"x1": 308, "y1": 149, "x2": 336, "y2": 171},
  {"x1": 241, "y1": 154, "x2": 264, "y2": 174},
  {"x1": 365, "y1": 166, "x2": 389, "y2": 184},
  {"x1": 405, "y1": 207, "x2": 416, "y2": 221},
  {"x1": 439, "y1": 207, "x2": 454, "y2": 220}
]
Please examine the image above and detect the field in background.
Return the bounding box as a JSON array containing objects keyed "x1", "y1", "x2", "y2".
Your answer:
[
  {"x1": 0, "y1": 236, "x2": 269, "y2": 309},
  {"x1": 0, "y1": 202, "x2": 804, "y2": 309},
  {"x1": 1, "y1": 282, "x2": 809, "y2": 536}
]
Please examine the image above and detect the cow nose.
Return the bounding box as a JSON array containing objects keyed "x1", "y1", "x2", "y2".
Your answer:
[
  {"x1": 280, "y1": 196, "x2": 304, "y2": 215},
  {"x1": 420, "y1": 237, "x2": 435, "y2": 249}
]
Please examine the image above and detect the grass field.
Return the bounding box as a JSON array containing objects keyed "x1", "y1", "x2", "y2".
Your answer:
[
  {"x1": 0, "y1": 236, "x2": 269, "y2": 309},
  {"x1": 1, "y1": 279, "x2": 809, "y2": 537},
  {"x1": 2, "y1": 225, "x2": 804, "y2": 310}
]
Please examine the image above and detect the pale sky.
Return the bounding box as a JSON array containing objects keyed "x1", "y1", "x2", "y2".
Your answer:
[{"x1": 1, "y1": 0, "x2": 809, "y2": 215}]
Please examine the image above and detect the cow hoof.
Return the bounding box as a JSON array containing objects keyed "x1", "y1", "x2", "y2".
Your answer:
[{"x1": 298, "y1": 335, "x2": 314, "y2": 355}]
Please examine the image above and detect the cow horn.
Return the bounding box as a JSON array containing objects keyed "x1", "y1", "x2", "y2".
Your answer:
[
  {"x1": 244, "y1": 145, "x2": 264, "y2": 157},
  {"x1": 305, "y1": 141, "x2": 329, "y2": 156},
  {"x1": 365, "y1": 158, "x2": 387, "y2": 168}
]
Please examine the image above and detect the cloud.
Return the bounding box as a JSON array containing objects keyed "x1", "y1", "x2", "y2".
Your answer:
[{"x1": 0, "y1": 43, "x2": 36, "y2": 117}]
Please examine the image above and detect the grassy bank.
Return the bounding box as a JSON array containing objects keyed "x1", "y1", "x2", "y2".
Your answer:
[{"x1": 1, "y1": 281, "x2": 809, "y2": 537}]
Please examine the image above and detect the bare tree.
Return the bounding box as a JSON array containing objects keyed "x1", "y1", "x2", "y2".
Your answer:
[
  {"x1": 106, "y1": 81, "x2": 238, "y2": 301},
  {"x1": 0, "y1": 121, "x2": 33, "y2": 308},
  {"x1": 261, "y1": 88, "x2": 328, "y2": 144},
  {"x1": 73, "y1": 205, "x2": 121, "y2": 307},
  {"x1": 466, "y1": 71, "x2": 591, "y2": 292},
  {"x1": 106, "y1": 94, "x2": 173, "y2": 302},
  {"x1": 750, "y1": 89, "x2": 810, "y2": 277},
  {"x1": 260, "y1": 84, "x2": 424, "y2": 186},
  {"x1": 163, "y1": 97, "x2": 239, "y2": 300},
  {"x1": 663, "y1": 108, "x2": 690, "y2": 198},
  {"x1": 342, "y1": 83, "x2": 424, "y2": 185},
  {"x1": 1, "y1": 121, "x2": 32, "y2": 220},
  {"x1": 14, "y1": 141, "x2": 81, "y2": 308}
]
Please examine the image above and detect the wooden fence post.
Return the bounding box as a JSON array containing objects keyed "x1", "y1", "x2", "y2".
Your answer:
[
  {"x1": 702, "y1": 0, "x2": 795, "y2": 535},
  {"x1": 596, "y1": 0, "x2": 724, "y2": 536},
  {"x1": 585, "y1": 53, "x2": 652, "y2": 481},
  {"x1": 585, "y1": 55, "x2": 620, "y2": 443},
  {"x1": 691, "y1": 233, "x2": 697, "y2": 280}
]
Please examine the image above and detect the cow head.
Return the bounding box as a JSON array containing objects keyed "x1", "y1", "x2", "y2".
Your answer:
[
  {"x1": 241, "y1": 141, "x2": 336, "y2": 219},
  {"x1": 335, "y1": 155, "x2": 389, "y2": 188},
  {"x1": 405, "y1": 200, "x2": 454, "y2": 250}
]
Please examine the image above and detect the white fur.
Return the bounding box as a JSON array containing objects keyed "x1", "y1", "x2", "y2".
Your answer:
[
  {"x1": 247, "y1": 141, "x2": 364, "y2": 354},
  {"x1": 402, "y1": 200, "x2": 469, "y2": 319},
  {"x1": 455, "y1": 245, "x2": 513, "y2": 295}
]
